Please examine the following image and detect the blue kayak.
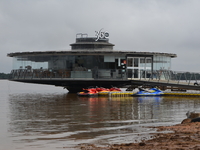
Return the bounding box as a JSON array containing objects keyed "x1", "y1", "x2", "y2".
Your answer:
[{"x1": 133, "y1": 87, "x2": 164, "y2": 96}]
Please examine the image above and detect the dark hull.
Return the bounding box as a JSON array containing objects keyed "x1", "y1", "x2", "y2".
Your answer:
[{"x1": 10, "y1": 78, "x2": 131, "y2": 93}]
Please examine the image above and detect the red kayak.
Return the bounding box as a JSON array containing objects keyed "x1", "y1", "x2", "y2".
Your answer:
[
  {"x1": 77, "y1": 87, "x2": 121, "y2": 96},
  {"x1": 77, "y1": 88, "x2": 98, "y2": 96},
  {"x1": 109, "y1": 87, "x2": 121, "y2": 92},
  {"x1": 96, "y1": 87, "x2": 110, "y2": 92}
]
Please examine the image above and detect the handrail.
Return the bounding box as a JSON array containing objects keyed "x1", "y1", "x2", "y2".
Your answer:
[
  {"x1": 10, "y1": 69, "x2": 127, "y2": 80},
  {"x1": 10, "y1": 69, "x2": 200, "y2": 85},
  {"x1": 135, "y1": 69, "x2": 200, "y2": 86}
]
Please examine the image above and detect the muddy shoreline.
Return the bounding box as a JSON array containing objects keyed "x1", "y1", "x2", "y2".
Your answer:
[{"x1": 78, "y1": 122, "x2": 200, "y2": 150}]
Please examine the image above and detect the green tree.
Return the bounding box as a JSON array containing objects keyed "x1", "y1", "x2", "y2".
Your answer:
[{"x1": 0, "y1": 73, "x2": 11, "y2": 79}]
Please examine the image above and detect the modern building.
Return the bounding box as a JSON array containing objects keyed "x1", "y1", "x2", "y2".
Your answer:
[{"x1": 7, "y1": 32, "x2": 177, "y2": 92}]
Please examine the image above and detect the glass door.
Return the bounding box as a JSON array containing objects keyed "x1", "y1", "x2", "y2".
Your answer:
[
  {"x1": 127, "y1": 57, "x2": 139, "y2": 78},
  {"x1": 127, "y1": 57, "x2": 152, "y2": 79}
]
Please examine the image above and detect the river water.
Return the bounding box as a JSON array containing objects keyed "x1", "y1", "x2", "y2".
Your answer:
[{"x1": 1, "y1": 80, "x2": 200, "y2": 150}]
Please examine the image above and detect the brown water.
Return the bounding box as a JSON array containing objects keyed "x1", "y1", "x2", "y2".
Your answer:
[{"x1": 1, "y1": 80, "x2": 200, "y2": 150}]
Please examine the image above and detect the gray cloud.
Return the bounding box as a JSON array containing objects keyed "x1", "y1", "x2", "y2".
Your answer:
[{"x1": 1, "y1": 0, "x2": 200, "y2": 72}]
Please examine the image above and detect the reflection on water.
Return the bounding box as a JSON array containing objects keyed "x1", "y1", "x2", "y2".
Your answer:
[
  {"x1": 7, "y1": 92, "x2": 200, "y2": 149},
  {"x1": 1, "y1": 80, "x2": 200, "y2": 149}
]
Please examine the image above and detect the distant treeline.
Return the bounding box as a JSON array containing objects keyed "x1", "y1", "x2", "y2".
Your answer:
[
  {"x1": 175, "y1": 72, "x2": 200, "y2": 80},
  {"x1": 0, "y1": 73, "x2": 10, "y2": 79}
]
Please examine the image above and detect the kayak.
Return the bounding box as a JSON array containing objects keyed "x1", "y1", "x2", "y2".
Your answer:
[
  {"x1": 77, "y1": 88, "x2": 98, "y2": 96},
  {"x1": 77, "y1": 86, "x2": 121, "y2": 96}
]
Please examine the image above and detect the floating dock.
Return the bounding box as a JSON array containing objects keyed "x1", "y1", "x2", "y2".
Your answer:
[
  {"x1": 98, "y1": 91, "x2": 200, "y2": 97},
  {"x1": 163, "y1": 91, "x2": 200, "y2": 97},
  {"x1": 98, "y1": 92, "x2": 134, "y2": 97}
]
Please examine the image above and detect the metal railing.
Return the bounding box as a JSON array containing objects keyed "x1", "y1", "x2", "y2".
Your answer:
[
  {"x1": 10, "y1": 69, "x2": 200, "y2": 85},
  {"x1": 128, "y1": 69, "x2": 200, "y2": 85},
  {"x1": 10, "y1": 69, "x2": 127, "y2": 80}
]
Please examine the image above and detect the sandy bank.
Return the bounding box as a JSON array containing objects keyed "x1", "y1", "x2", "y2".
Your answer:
[{"x1": 78, "y1": 122, "x2": 200, "y2": 150}]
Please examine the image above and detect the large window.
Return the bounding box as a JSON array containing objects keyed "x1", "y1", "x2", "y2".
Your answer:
[
  {"x1": 146, "y1": 57, "x2": 152, "y2": 68},
  {"x1": 127, "y1": 57, "x2": 152, "y2": 70},
  {"x1": 12, "y1": 54, "x2": 126, "y2": 71},
  {"x1": 127, "y1": 58, "x2": 133, "y2": 67},
  {"x1": 153, "y1": 55, "x2": 171, "y2": 70},
  {"x1": 13, "y1": 56, "x2": 48, "y2": 70},
  {"x1": 134, "y1": 58, "x2": 139, "y2": 67}
]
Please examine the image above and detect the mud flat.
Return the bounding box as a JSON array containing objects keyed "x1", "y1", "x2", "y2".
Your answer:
[{"x1": 78, "y1": 122, "x2": 200, "y2": 150}]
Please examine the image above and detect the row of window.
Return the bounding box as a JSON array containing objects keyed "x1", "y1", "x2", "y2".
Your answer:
[{"x1": 13, "y1": 55, "x2": 171, "y2": 71}]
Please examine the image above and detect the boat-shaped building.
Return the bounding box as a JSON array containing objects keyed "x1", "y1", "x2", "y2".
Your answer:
[{"x1": 7, "y1": 33, "x2": 177, "y2": 92}]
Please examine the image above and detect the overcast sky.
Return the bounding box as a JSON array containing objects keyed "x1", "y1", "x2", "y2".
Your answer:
[{"x1": 1, "y1": 0, "x2": 200, "y2": 73}]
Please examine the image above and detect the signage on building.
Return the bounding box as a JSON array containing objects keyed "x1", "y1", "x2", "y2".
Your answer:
[{"x1": 95, "y1": 29, "x2": 109, "y2": 41}]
